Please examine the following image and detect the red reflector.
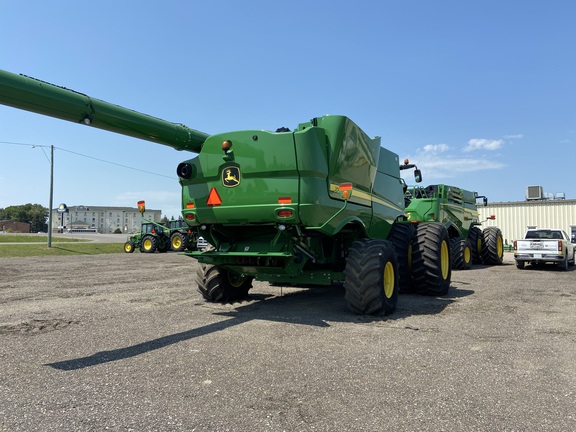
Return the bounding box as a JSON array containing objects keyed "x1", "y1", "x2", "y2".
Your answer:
[
  {"x1": 186, "y1": 215, "x2": 195, "y2": 221},
  {"x1": 207, "y1": 188, "x2": 222, "y2": 206},
  {"x1": 277, "y1": 210, "x2": 293, "y2": 218},
  {"x1": 558, "y1": 241, "x2": 562, "y2": 252},
  {"x1": 186, "y1": 202, "x2": 195, "y2": 209},
  {"x1": 278, "y1": 197, "x2": 292, "y2": 204},
  {"x1": 339, "y1": 183, "x2": 352, "y2": 191}
]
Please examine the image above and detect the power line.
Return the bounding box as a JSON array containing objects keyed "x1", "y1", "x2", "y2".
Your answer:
[
  {"x1": 56, "y1": 147, "x2": 175, "y2": 179},
  {"x1": 0, "y1": 140, "x2": 176, "y2": 179}
]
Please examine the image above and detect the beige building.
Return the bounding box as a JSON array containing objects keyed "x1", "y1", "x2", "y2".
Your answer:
[
  {"x1": 51, "y1": 205, "x2": 162, "y2": 234},
  {"x1": 478, "y1": 199, "x2": 576, "y2": 244}
]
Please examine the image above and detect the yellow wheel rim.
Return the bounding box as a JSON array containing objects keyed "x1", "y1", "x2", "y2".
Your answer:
[
  {"x1": 124, "y1": 244, "x2": 131, "y2": 252},
  {"x1": 143, "y1": 239, "x2": 152, "y2": 250},
  {"x1": 497, "y1": 236, "x2": 503, "y2": 257},
  {"x1": 383, "y1": 261, "x2": 395, "y2": 299},
  {"x1": 173, "y1": 237, "x2": 182, "y2": 248},
  {"x1": 464, "y1": 245, "x2": 471, "y2": 264},
  {"x1": 441, "y1": 240, "x2": 449, "y2": 279}
]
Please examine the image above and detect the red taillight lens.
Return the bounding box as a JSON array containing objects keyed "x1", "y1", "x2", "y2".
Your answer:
[
  {"x1": 277, "y1": 210, "x2": 293, "y2": 218},
  {"x1": 186, "y1": 215, "x2": 195, "y2": 221}
]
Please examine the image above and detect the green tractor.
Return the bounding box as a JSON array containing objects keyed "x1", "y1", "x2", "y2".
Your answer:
[
  {"x1": 165, "y1": 219, "x2": 198, "y2": 252},
  {"x1": 1, "y1": 69, "x2": 458, "y2": 315},
  {"x1": 124, "y1": 219, "x2": 171, "y2": 253},
  {"x1": 404, "y1": 184, "x2": 504, "y2": 271}
]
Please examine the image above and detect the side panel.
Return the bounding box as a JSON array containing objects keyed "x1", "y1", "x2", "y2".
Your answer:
[
  {"x1": 295, "y1": 120, "x2": 373, "y2": 233},
  {"x1": 370, "y1": 147, "x2": 404, "y2": 239}
]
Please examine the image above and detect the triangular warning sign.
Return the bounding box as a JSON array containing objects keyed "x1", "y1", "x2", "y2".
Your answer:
[{"x1": 207, "y1": 187, "x2": 222, "y2": 206}]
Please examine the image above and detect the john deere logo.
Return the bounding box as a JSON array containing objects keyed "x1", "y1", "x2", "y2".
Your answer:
[{"x1": 222, "y1": 166, "x2": 240, "y2": 187}]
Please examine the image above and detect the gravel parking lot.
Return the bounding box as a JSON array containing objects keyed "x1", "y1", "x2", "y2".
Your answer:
[{"x1": 0, "y1": 252, "x2": 575, "y2": 431}]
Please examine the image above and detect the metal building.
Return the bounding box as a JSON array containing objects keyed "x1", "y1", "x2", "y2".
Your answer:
[{"x1": 478, "y1": 199, "x2": 576, "y2": 244}]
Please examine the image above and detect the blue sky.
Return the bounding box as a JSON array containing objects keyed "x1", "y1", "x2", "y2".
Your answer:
[{"x1": 1, "y1": 1, "x2": 574, "y2": 218}]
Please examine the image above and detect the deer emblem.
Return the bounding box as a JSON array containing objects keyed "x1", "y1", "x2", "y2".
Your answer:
[{"x1": 222, "y1": 167, "x2": 240, "y2": 187}]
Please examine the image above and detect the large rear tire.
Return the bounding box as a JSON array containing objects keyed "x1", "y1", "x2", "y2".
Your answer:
[
  {"x1": 451, "y1": 237, "x2": 472, "y2": 270},
  {"x1": 387, "y1": 223, "x2": 415, "y2": 293},
  {"x1": 171, "y1": 232, "x2": 187, "y2": 252},
  {"x1": 481, "y1": 227, "x2": 504, "y2": 265},
  {"x1": 141, "y1": 235, "x2": 157, "y2": 253},
  {"x1": 196, "y1": 264, "x2": 253, "y2": 303},
  {"x1": 467, "y1": 227, "x2": 482, "y2": 264},
  {"x1": 343, "y1": 239, "x2": 399, "y2": 315},
  {"x1": 411, "y1": 223, "x2": 451, "y2": 296}
]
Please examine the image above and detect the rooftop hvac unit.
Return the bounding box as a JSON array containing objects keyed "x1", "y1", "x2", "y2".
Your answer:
[{"x1": 526, "y1": 185, "x2": 543, "y2": 200}]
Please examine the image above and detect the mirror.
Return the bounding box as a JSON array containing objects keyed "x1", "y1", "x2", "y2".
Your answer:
[{"x1": 414, "y1": 169, "x2": 422, "y2": 183}]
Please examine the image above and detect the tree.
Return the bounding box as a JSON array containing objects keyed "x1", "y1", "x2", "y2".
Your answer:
[{"x1": 0, "y1": 204, "x2": 49, "y2": 232}]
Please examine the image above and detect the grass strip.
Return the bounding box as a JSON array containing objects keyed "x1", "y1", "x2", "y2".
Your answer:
[
  {"x1": 0, "y1": 243, "x2": 124, "y2": 258},
  {"x1": 0, "y1": 235, "x2": 86, "y2": 243}
]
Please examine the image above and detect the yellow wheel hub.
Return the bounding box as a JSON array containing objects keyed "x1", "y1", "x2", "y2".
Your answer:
[
  {"x1": 383, "y1": 261, "x2": 395, "y2": 299},
  {"x1": 464, "y1": 246, "x2": 471, "y2": 263},
  {"x1": 441, "y1": 240, "x2": 449, "y2": 279}
]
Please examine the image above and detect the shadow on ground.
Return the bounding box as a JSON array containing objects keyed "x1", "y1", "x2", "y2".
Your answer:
[{"x1": 46, "y1": 284, "x2": 473, "y2": 371}]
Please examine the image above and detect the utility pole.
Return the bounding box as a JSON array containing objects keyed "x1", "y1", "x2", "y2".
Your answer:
[{"x1": 47, "y1": 145, "x2": 54, "y2": 247}]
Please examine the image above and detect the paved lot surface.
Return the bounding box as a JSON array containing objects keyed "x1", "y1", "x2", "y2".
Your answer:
[{"x1": 0, "y1": 252, "x2": 575, "y2": 431}]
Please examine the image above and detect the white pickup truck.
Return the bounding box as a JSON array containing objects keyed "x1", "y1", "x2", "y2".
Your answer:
[{"x1": 514, "y1": 228, "x2": 575, "y2": 270}]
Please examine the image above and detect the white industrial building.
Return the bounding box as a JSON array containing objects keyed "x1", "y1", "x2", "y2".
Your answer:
[
  {"x1": 478, "y1": 186, "x2": 576, "y2": 244},
  {"x1": 51, "y1": 205, "x2": 162, "y2": 234}
]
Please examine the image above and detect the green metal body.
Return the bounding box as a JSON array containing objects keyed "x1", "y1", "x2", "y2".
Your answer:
[
  {"x1": 179, "y1": 116, "x2": 406, "y2": 284},
  {"x1": 0, "y1": 69, "x2": 414, "y2": 286},
  {"x1": 404, "y1": 184, "x2": 480, "y2": 238},
  {"x1": 0, "y1": 69, "x2": 208, "y2": 153}
]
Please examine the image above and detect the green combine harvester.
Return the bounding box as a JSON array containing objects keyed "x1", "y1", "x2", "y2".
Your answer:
[
  {"x1": 0, "y1": 69, "x2": 486, "y2": 315},
  {"x1": 404, "y1": 184, "x2": 503, "y2": 273}
]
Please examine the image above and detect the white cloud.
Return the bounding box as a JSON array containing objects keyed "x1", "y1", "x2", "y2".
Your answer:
[
  {"x1": 463, "y1": 138, "x2": 504, "y2": 152},
  {"x1": 422, "y1": 143, "x2": 449, "y2": 153},
  {"x1": 401, "y1": 153, "x2": 506, "y2": 181}
]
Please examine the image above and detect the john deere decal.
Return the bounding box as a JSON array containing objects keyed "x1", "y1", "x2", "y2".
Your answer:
[{"x1": 222, "y1": 166, "x2": 240, "y2": 187}]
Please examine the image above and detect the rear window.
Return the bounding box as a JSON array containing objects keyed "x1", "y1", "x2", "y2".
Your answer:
[{"x1": 525, "y1": 230, "x2": 561, "y2": 239}]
